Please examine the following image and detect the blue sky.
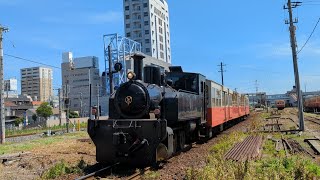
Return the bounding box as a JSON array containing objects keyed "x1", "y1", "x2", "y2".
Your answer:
[{"x1": 1, "y1": 0, "x2": 320, "y2": 95}]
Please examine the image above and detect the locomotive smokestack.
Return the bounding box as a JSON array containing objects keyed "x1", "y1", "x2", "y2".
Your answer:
[{"x1": 131, "y1": 53, "x2": 145, "y2": 81}]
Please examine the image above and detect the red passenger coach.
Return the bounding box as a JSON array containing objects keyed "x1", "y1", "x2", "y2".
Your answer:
[{"x1": 206, "y1": 80, "x2": 250, "y2": 128}]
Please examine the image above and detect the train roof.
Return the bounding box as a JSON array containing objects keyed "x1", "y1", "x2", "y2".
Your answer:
[{"x1": 205, "y1": 79, "x2": 247, "y2": 96}]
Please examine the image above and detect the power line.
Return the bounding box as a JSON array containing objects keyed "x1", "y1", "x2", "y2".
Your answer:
[
  {"x1": 4, "y1": 53, "x2": 61, "y2": 69},
  {"x1": 298, "y1": 17, "x2": 320, "y2": 54}
]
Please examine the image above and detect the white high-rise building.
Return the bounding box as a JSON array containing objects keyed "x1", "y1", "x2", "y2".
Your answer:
[{"x1": 124, "y1": 0, "x2": 171, "y2": 64}]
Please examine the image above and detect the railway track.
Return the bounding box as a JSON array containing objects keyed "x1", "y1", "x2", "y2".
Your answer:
[
  {"x1": 75, "y1": 163, "x2": 120, "y2": 180},
  {"x1": 306, "y1": 118, "x2": 320, "y2": 126},
  {"x1": 75, "y1": 142, "x2": 197, "y2": 180},
  {"x1": 75, "y1": 163, "x2": 153, "y2": 180}
]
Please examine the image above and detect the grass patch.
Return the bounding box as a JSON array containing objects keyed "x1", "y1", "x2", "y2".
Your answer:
[
  {"x1": 6, "y1": 122, "x2": 88, "y2": 137},
  {"x1": 41, "y1": 159, "x2": 87, "y2": 179},
  {"x1": 143, "y1": 171, "x2": 160, "y2": 180},
  {"x1": 260, "y1": 112, "x2": 271, "y2": 119},
  {"x1": 186, "y1": 131, "x2": 320, "y2": 180},
  {"x1": 0, "y1": 131, "x2": 88, "y2": 155}
]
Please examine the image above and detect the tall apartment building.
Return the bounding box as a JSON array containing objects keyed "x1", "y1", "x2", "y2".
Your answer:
[
  {"x1": 124, "y1": 0, "x2": 171, "y2": 64},
  {"x1": 61, "y1": 52, "x2": 101, "y2": 117},
  {"x1": 20, "y1": 67, "x2": 53, "y2": 102}
]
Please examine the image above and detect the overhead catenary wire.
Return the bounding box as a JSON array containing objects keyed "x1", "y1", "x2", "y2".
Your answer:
[
  {"x1": 298, "y1": 17, "x2": 320, "y2": 54},
  {"x1": 4, "y1": 53, "x2": 61, "y2": 69}
]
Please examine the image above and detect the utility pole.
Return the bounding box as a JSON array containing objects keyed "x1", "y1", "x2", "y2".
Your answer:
[
  {"x1": 0, "y1": 25, "x2": 9, "y2": 144},
  {"x1": 218, "y1": 62, "x2": 226, "y2": 86},
  {"x1": 79, "y1": 92, "x2": 83, "y2": 117},
  {"x1": 65, "y1": 84, "x2": 70, "y2": 133},
  {"x1": 96, "y1": 84, "x2": 100, "y2": 120},
  {"x1": 58, "y1": 88, "x2": 61, "y2": 126},
  {"x1": 89, "y1": 68, "x2": 92, "y2": 119},
  {"x1": 255, "y1": 80, "x2": 259, "y2": 107},
  {"x1": 108, "y1": 45, "x2": 114, "y2": 94},
  {"x1": 284, "y1": 0, "x2": 304, "y2": 131}
]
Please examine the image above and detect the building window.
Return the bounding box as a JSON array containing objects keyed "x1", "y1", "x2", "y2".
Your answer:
[
  {"x1": 126, "y1": 32, "x2": 131, "y2": 37},
  {"x1": 159, "y1": 27, "x2": 163, "y2": 34},
  {"x1": 160, "y1": 43, "x2": 164, "y2": 50},
  {"x1": 145, "y1": 39, "x2": 150, "y2": 43},
  {"x1": 160, "y1": 52, "x2": 164, "y2": 59},
  {"x1": 158, "y1": 19, "x2": 162, "y2": 26},
  {"x1": 146, "y1": 48, "x2": 150, "y2": 53},
  {"x1": 144, "y1": 12, "x2": 148, "y2": 17},
  {"x1": 144, "y1": 21, "x2": 149, "y2": 26},
  {"x1": 143, "y1": 3, "x2": 148, "y2": 8},
  {"x1": 159, "y1": 35, "x2": 163, "y2": 42},
  {"x1": 126, "y1": 15, "x2": 130, "y2": 19},
  {"x1": 125, "y1": 6, "x2": 129, "y2": 10},
  {"x1": 145, "y1": 30, "x2": 149, "y2": 34},
  {"x1": 126, "y1": 24, "x2": 130, "y2": 28}
]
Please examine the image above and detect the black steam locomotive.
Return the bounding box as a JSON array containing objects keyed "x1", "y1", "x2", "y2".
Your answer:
[{"x1": 87, "y1": 54, "x2": 210, "y2": 167}]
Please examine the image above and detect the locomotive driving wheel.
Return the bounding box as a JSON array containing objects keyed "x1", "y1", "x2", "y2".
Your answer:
[
  {"x1": 178, "y1": 131, "x2": 186, "y2": 150},
  {"x1": 173, "y1": 133, "x2": 178, "y2": 153}
]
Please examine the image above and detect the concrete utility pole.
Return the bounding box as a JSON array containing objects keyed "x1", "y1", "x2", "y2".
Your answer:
[
  {"x1": 89, "y1": 68, "x2": 92, "y2": 119},
  {"x1": 96, "y1": 84, "x2": 100, "y2": 120},
  {"x1": 58, "y1": 88, "x2": 62, "y2": 126},
  {"x1": 65, "y1": 84, "x2": 70, "y2": 133},
  {"x1": 79, "y1": 92, "x2": 83, "y2": 117},
  {"x1": 255, "y1": 80, "x2": 259, "y2": 104},
  {"x1": 0, "y1": 25, "x2": 9, "y2": 144},
  {"x1": 285, "y1": 0, "x2": 304, "y2": 131},
  {"x1": 218, "y1": 62, "x2": 226, "y2": 86}
]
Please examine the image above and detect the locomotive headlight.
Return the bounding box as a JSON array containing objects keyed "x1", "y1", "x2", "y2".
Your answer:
[{"x1": 127, "y1": 71, "x2": 136, "y2": 80}]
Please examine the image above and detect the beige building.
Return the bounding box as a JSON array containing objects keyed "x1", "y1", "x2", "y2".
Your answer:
[{"x1": 20, "y1": 67, "x2": 53, "y2": 102}]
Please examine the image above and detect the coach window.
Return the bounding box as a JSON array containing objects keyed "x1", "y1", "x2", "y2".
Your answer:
[
  {"x1": 232, "y1": 94, "x2": 236, "y2": 106},
  {"x1": 216, "y1": 90, "x2": 221, "y2": 107},
  {"x1": 212, "y1": 88, "x2": 216, "y2": 107},
  {"x1": 201, "y1": 81, "x2": 204, "y2": 93}
]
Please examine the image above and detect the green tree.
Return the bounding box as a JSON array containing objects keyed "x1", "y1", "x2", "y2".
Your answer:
[
  {"x1": 32, "y1": 114, "x2": 38, "y2": 122},
  {"x1": 67, "y1": 111, "x2": 80, "y2": 118},
  {"x1": 14, "y1": 117, "x2": 24, "y2": 126},
  {"x1": 36, "y1": 102, "x2": 53, "y2": 120}
]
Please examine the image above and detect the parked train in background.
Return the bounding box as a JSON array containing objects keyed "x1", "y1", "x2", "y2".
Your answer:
[
  {"x1": 275, "y1": 100, "x2": 286, "y2": 110},
  {"x1": 88, "y1": 54, "x2": 250, "y2": 167},
  {"x1": 304, "y1": 95, "x2": 320, "y2": 113}
]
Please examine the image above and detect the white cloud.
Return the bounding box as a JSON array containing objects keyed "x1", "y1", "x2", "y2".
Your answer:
[
  {"x1": 251, "y1": 40, "x2": 320, "y2": 59},
  {"x1": 253, "y1": 42, "x2": 291, "y2": 58},
  {"x1": 29, "y1": 37, "x2": 63, "y2": 51},
  {"x1": 41, "y1": 11, "x2": 123, "y2": 25},
  {"x1": 87, "y1": 11, "x2": 123, "y2": 24}
]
